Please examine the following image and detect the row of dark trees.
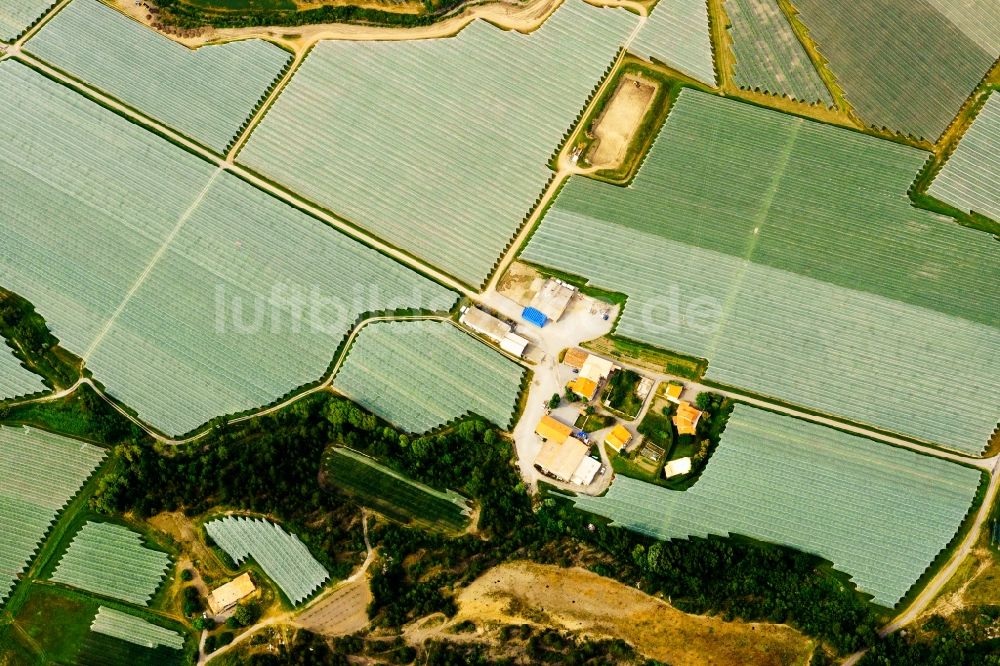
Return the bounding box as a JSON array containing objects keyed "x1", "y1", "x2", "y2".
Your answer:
[{"x1": 154, "y1": 0, "x2": 466, "y2": 30}]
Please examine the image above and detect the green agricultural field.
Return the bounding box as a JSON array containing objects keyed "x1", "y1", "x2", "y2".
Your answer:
[
  {"x1": 921, "y1": 0, "x2": 1000, "y2": 56},
  {"x1": 205, "y1": 516, "x2": 329, "y2": 605},
  {"x1": 332, "y1": 320, "x2": 525, "y2": 433},
  {"x1": 725, "y1": 0, "x2": 831, "y2": 104},
  {"x1": 0, "y1": 426, "x2": 106, "y2": 604},
  {"x1": 788, "y1": 0, "x2": 996, "y2": 141},
  {"x1": 239, "y1": 0, "x2": 638, "y2": 286},
  {"x1": 0, "y1": 344, "x2": 43, "y2": 399},
  {"x1": 91, "y1": 606, "x2": 185, "y2": 650},
  {"x1": 323, "y1": 447, "x2": 470, "y2": 531},
  {"x1": 929, "y1": 93, "x2": 1000, "y2": 222},
  {"x1": 7, "y1": 585, "x2": 189, "y2": 665},
  {"x1": 0, "y1": 60, "x2": 217, "y2": 354},
  {"x1": 630, "y1": 0, "x2": 715, "y2": 84},
  {"x1": 0, "y1": 60, "x2": 456, "y2": 436},
  {"x1": 0, "y1": 0, "x2": 52, "y2": 40},
  {"x1": 572, "y1": 406, "x2": 983, "y2": 607},
  {"x1": 26, "y1": 0, "x2": 292, "y2": 151},
  {"x1": 75, "y1": 630, "x2": 187, "y2": 666},
  {"x1": 50, "y1": 521, "x2": 171, "y2": 606},
  {"x1": 522, "y1": 89, "x2": 1000, "y2": 454}
]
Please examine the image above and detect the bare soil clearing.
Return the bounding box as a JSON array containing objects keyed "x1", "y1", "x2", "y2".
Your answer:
[
  {"x1": 149, "y1": 511, "x2": 229, "y2": 577},
  {"x1": 496, "y1": 261, "x2": 543, "y2": 306},
  {"x1": 295, "y1": 578, "x2": 371, "y2": 635},
  {"x1": 921, "y1": 526, "x2": 1000, "y2": 620},
  {"x1": 589, "y1": 75, "x2": 656, "y2": 167},
  {"x1": 451, "y1": 561, "x2": 815, "y2": 665}
]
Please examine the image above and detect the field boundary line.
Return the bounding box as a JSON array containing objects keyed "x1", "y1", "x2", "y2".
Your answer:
[
  {"x1": 47, "y1": 314, "x2": 511, "y2": 446},
  {"x1": 225, "y1": 48, "x2": 309, "y2": 163},
  {"x1": 10, "y1": 0, "x2": 72, "y2": 47},
  {"x1": 81, "y1": 167, "x2": 225, "y2": 363}
]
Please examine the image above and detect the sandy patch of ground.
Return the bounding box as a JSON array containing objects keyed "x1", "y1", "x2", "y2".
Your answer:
[
  {"x1": 496, "y1": 261, "x2": 542, "y2": 306},
  {"x1": 149, "y1": 511, "x2": 229, "y2": 577},
  {"x1": 921, "y1": 522, "x2": 1000, "y2": 621},
  {"x1": 451, "y1": 561, "x2": 815, "y2": 666},
  {"x1": 296, "y1": 578, "x2": 371, "y2": 635},
  {"x1": 588, "y1": 75, "x2": 656, "y2": 168}
]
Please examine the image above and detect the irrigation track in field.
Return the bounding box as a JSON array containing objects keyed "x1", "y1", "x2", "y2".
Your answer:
[
  {"x1": 7, "y1": 50, "x2": 475, "y2": 299},
  {"x1": 82, "y1": 168, "x2": 226, "y2": 363}
]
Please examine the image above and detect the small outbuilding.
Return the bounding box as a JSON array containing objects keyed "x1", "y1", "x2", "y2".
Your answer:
[
  {"x1": 522, "y1": 306, "x2": 549, "y2": 328},
  {"x1": 500, "y1": 332, "x2": 529, "y2": 358},
  {"x1": 604, "y1": 424, "x2": 632, "y2": 452},
  {"x1": 569, "y1": 456, "x2": 602, "y2": 486},
  {"x1": 664, "y1": 457, "x2": 692, "y2": 478},
  {"x1": 459, "y1": 306, "x2": 511, "y2": 343},
  {"x1": 535, "y1": 414, "x2": 573, "y2": 444},
  {"x1": 207, "y1": 572, "x2": 256, "y2": 615},
  {"x1": 665, "y1": 382, "x2": 684, "y2": 402},
  {"x1": 580, "y1": 355, "x2": 616, "y2": 383}
]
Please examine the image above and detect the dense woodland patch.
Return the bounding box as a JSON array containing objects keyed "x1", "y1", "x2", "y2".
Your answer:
[{"x1": 88, "y1": 393, "x2": 882, "y2": 656}]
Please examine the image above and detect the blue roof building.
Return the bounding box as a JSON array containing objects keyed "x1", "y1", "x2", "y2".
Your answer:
[{"x1": 521, "y1": 306, "x2": 548, "y2": 328}]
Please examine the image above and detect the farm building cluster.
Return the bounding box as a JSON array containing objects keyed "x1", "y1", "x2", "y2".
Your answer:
[
  {"x1": 533, "y1": 415, "x2": 602, "y2": 485},
  {"x1": 522, "y1": 279, "x2": 578, "y2": 327},
  {"x1": 459, "y1": 306, "x2": 530, "y2": 358},
  {"x1": 563, "y1": 348, "x2": 617, "y2": 400},
  {"x1": 207, "y1": 572, "x2": 256, "y2": 615}
]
